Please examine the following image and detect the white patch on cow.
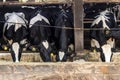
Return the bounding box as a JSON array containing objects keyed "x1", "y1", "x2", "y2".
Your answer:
[
  {"x1": 107, "y1": 38, "x2": 115, "y2": 48},
  {"x1": 101, "y1": 44, "x2": 112, "y2": 62},
  {"x1": 91, "y1": 10, "x2": 110, "y2": 30},
  {"x1": 91, "y1": 39, "x2": 100, "y2": 48},
  {"x1": 59, "y1": 51, "x2": 65, "y2": 61},
  {"x1": 42, "y1": 40, "x2": 49, "y2": 49},
  {"x1": 68, "y1": 44, "x2": 74, "y2": 52},
  {"x1": 20, "y1": 39, "x2": 27, "y2": 45},
  {"x1": 12, "y1": 42, "x2": 20, "y2": 62},
  {"x1": 29, "y1": 14, "x2": 50, "y2": 28},
  {"x1": 4, "y1": 12, "x2": 27, "y2": 32},
  {"x1": 21, "y1": 6, "x2": 36, "y2": 9},
  {"x1": 5, "y1": 12, "x2": 27, "y2": 23}
]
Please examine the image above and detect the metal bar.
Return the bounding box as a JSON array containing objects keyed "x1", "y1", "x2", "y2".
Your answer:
[{"x1": 84, "y1": 19, "x2": 120, "y2": 24}]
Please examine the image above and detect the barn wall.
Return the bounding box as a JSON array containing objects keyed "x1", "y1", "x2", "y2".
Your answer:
[{"x1": 0, "y1": 62, "x2": 120, "y2": 80}]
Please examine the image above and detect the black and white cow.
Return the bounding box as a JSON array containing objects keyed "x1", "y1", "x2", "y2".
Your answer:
[
  {"x1": 90, "y1": 10, "x2": 117, "y2": 62},
  {"x1": 3, "y1": 12, "x2": 28, "y2": 62},
  {"x1": 54, "y1": 6, "x2": 74, "y2": 62},
  {"x1": 28, "y1": 8, "x2": 54, "y2": 62}
]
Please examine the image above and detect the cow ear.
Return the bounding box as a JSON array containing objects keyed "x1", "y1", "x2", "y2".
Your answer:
[{"x1": 4, "y1": 13, "x2": 11, "y2": 20}]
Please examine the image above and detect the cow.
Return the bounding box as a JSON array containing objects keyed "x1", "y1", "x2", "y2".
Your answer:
[
  {"x1": 54, "y1": 5, "x2": 74, "y2": 62},
  {"x1": 3, "y1": 12, "x2": 28, "y2": 62},
  {"x1": 28, "y1": 8, "x2": 54, "y2": 62},
  {"x1": 90, "y1": 10, "x2": 117, "y2": 62}
]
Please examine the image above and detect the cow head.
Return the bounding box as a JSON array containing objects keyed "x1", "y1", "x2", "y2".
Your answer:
[
  {"x1": 38, "y1": 40, "x2": 56, "y2": 62},
  {"x1": 54, "y1": 6, "x2": 74, "y2": 62},
  {"x1": 28, "y1": 9, "x2": 56, "y2": 62},
  {"x1": 4, "y1": 12, "x2": 28, "y2": 62},
  {"x1": 100, "y1": 44, "x2": 113, "y2": 62},
  {"x1": 90, "y1": 10, "x2": 116, "y2": 62}
]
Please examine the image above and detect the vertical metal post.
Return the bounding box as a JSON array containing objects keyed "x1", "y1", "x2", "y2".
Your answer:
[{"x1": 73, "y1": 0, "x2": 84, "y2": 54}]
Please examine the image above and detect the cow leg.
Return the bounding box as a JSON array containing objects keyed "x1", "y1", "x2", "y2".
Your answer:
[
  {"x1": 11, "y1": 42, "x2": 21, "y2": 62},
  {"x1": 101, "y1": 44, "x2": 113, "y2": 62}
]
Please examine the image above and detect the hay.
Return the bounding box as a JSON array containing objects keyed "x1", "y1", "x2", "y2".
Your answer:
[
  {"x1": 0, "y1": 52, "x2": 42, "y2": 62},
  {"x1": 0, "y1": 50, "x2": 120, "y2": 62}
]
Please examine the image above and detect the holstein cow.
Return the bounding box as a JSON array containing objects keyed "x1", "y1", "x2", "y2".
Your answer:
[
  {"x1": 54, "y1": 6, "x2": 74, "y2": 62},
  {"x1": 28, "y1": 8, "x2": 54, "y2": 62},
  {"x1": 3, "y1": 12, "x2": 28, "y2": 62},
  {"x1": 90, "y1": 10, "x2": 116, "y2": 62}
]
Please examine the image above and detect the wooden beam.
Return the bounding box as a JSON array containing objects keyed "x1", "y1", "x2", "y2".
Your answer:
[
  {"x1": 0, "y1": 2, "x2": 72, "y2": 6},
  {"x1": 84, "y1": 0, "x2": 120, "y2": 3},
  {"x1": 0, "y1": 0, "x2": 72, "y2": 5},
  {"x1": 73, "y1": 0, "x2": 84, "y2": 53}
]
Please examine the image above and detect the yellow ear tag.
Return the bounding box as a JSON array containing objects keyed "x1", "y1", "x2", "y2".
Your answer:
[
  {"x1": 32, "y1": 47, "x2": 36, "y2": 51},
  {"x1": 50, "y1": 53, "x2": 54, "y2": 57},
  {"x1": 93, "y1": 49, "x2": 96, "y2": 53},
  {"x1": 4, "y1": 46, "x2": 8, "y2": 51}
]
